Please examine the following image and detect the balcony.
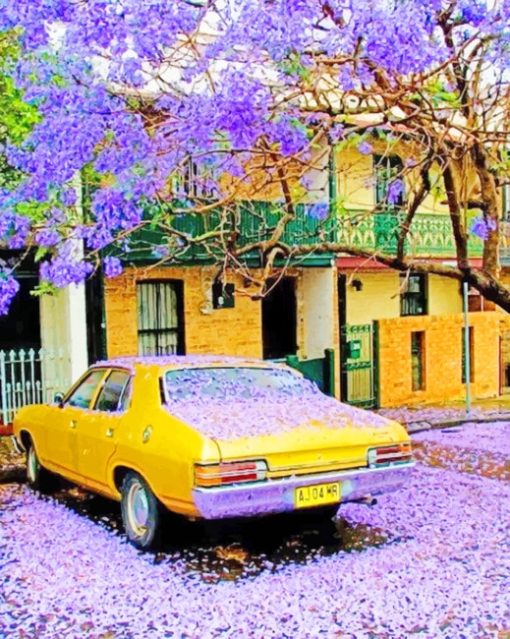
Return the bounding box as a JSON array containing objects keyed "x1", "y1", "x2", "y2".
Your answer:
[
  {"x1": 337, "y1": 209, "x2": 483, "y2": 259},
  {"x1": 122, "y1": 201, "x2": 337, "y2": 266},
  {"x1": 118, "y1": 202, "x2": 482, "y2": 266}
]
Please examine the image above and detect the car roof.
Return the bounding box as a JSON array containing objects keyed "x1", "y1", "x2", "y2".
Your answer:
[{"x1": 90, "y1": 355, "x2": 290, "y2": 373}]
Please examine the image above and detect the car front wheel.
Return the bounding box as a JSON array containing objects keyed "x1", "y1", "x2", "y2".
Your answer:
[
  {"x1": 120, "y1": 471, "x2": 161, "y2": 550},
  {"x1": 26, "y1": 441, "x2": 58, "y2": 494}
]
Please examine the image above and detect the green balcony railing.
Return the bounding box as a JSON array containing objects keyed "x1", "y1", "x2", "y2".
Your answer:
[
  {"x1": 118, "y1": 201, "x2": 483, "y2": 265},
  {"x1": 121, "y1": 200, "x2": 337, "y2": 266},
  {"x1": 337, "y1": 209, "x2": 483, "y2": 258}
]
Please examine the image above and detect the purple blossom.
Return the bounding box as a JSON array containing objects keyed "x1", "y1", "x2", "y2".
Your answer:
[
  {"x1": 103, "y1": 255, "x2": 123, "y2": 278},
  {"x1": 470, "y1": 216, "x2": 496, "y2": 241},
  {"x1": 34, "y1": 228, "x2": 60, "y2": 247},
  {"x1": 387, "y1": 178, "x2": 404, "y2": 205},
  {"x1": 60, "y1": 188, "x2": 77, "y2": 207},
  {"x1": 151, "y1": 245, "x2": 171, "y2": 258},
  {"x1": 0, "y1": 271, "x2": 20, "y2": 315},
  {"x1": 357, "y1": 141, "x2": 373, "y2": 156},
  {"x1": 307, "y1": 202, "x2": 329, "y2": 221},
  {"x1": 39, "y1": 242, "x2": 94, "y2": 287}
]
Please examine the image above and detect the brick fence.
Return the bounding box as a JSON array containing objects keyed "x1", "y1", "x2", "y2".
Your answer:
[{"x1": 375, "y1": 311, "x2": 500, "y2": 407}]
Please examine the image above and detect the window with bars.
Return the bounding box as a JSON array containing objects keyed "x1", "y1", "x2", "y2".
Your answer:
[
  {"x1": 137, "y1": 281, "x2": 185, "y2": 356},
  {"x1": 400, "y1": 274, "x2": 427, "y2": 316},
  {"x1": 461, "y1": 326, "x2": 474, "y2": 384},
  {"x1": 411, "y1": 331, "x2": 426, "y2": 391},
  {"x1": 172, "y1": 157, "x2": 216, "y2": 199}
]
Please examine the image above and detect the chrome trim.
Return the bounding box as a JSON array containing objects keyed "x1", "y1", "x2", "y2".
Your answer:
[{"x1": 192, "y1": 461, "x2": 415, "y2": 519}]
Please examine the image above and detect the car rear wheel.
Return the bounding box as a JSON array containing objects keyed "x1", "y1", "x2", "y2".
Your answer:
[
  {"x1": 120, "y1": 472, "x2": 161, "y2": 550},
  {"x1": 26, "y1": 441, "x2": 58, "y2": 494}
]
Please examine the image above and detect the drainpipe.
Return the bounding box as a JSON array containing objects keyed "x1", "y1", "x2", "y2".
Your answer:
[
  {"x1": 328, "y1": 141, "x2": 337, "y2": 217},
  {"x1": 462, "y1": 279, "x2": 471, "y2": 415}
]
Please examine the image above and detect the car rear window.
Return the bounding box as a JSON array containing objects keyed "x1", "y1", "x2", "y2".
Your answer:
[{"x1": 163, "y1": 367, "x2": 318, "y2": 402}]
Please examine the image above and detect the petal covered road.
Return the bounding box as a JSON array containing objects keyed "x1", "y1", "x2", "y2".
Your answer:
[{"x1": 0, "y1": 423, "x2": 509, "y2": 639}]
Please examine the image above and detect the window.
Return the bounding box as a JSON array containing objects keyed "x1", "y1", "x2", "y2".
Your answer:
[
  {"x1": 119, "y1": 376, "x2": 133, "y2": 411},
  {"x1": 462, "y1": 327, "x2": 474, "y2": 383},
  {"x1": 400, "y1": 274, "x2": 427, "y2": 316},
  {"x1": 137, "y1": 281, "x2": 185, "y2": 356},
  {"x1": 173, "y1": 157, "x2": 216, "y2": 199},
  {"x1": 66, "y1": 370, "x2": 106, "y2": 409},
  {"x1": 503, "y1": 184, "x2": 510, "y2": 221},
  {"x1": 411, "y1": 332, "x2": 426, "y2": 391},
  {"x1": 164, "y1": 367, "x2": 314, "y2": 403},
  {"x1": 374, "y1": 155, "x2": 405, "y2": 209},
  {"x1": 95, "y1": 370, "x2": 131, "y2": 412}
]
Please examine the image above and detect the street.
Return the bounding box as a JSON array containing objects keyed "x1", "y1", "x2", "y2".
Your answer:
[{"x1": 0, "y1": 422, "x2": 509, "y2": 639}]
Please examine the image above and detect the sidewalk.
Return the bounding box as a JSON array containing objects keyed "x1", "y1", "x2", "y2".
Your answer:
[{"x1": 377, "y1": 397, "x2": 510, "y2": 432}]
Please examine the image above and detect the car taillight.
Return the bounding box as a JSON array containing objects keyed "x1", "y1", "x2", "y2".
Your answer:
[
  {"x1": 367, "y1": 442, "x2": 412, "y2": 468},
  {"x1": 194, "y1": 460, "x2": 268, "y2": 487}
]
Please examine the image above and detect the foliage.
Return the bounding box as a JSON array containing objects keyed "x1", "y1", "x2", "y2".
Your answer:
[{"x1": 1, "y1": 1, "x2": 510, "y2": 311}]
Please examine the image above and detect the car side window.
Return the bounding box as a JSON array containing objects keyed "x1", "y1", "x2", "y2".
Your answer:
[
  {"x1": 95, "y1": 370, "x2": 131, "y2": 413},
  {"x1": 66, "y1": 370, "x2": 106, "y2": 409},
  {"x1": 118, "y1": 375, "x2": 133, "y2": 412}
]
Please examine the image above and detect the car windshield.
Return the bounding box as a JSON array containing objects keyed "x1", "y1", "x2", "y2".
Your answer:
[{"x1": 164, "y1": 367, "x2": 319, "y2": 402}]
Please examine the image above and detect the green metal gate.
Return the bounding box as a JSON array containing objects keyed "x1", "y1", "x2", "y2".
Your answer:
[
  {"x1": 340, "y1": 324, "x2": 376, "y2": 408},
  {"x1": 285, "y1": 349, "x2": 335, "y2": 397}
]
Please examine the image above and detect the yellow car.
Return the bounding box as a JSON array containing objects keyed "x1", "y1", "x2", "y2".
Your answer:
[{"x1": 13, "y1": 355, "x2": 414, "y2": 549}]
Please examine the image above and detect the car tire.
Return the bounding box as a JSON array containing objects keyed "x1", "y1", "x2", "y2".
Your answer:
[
  {"x1": 26, "y1": 440, "x2": 58, "y2": 494},
  {"x1": 120, "y1": 471, "x2": 161, "y2": 550}
]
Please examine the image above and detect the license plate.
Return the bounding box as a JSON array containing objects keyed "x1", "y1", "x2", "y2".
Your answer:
[{"x1": 294, "y1": 482, "x2": 341, "y2": 508}]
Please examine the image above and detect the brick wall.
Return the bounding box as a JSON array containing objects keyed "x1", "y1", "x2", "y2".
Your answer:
[
  {"x1": 104, "y1": 266, "x2": 263, "y2": 358},
  {"x1": 376, "y1": 312, "x2": 500, "y2": 407}
]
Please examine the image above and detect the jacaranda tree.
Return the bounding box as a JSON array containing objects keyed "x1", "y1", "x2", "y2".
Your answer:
[{"x1": 1, "y1": 0, "x2": 510, "y2": 312}]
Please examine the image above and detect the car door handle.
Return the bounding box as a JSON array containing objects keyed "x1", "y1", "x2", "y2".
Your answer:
[
  {"x1": 69, "y1": 420, "x2": 78, "y2": 429},
  {"x1": 105, "y1": 427, "x2": 114, "y2": 438}
]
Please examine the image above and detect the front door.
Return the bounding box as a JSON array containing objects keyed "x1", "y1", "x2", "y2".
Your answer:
[
  {"x1": 262, "y1": 277, "x2": 297, "y2": 360},
  {"x1": 500, "y1": 331, "x2": 510, "y2": 394}
]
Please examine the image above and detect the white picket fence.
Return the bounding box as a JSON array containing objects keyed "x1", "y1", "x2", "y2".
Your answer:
[{"x1": 0, "y1": 348, "x2": 67, "y2": 425}]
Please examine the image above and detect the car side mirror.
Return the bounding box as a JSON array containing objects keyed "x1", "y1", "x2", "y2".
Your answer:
[{"x1": 53, "y1": 392, "x2": 65, "y2": 408}]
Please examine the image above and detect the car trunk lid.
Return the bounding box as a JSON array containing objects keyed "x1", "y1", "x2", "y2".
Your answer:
[{"x1": 167, "y1": 392, "x2": 407, "y2": 475}]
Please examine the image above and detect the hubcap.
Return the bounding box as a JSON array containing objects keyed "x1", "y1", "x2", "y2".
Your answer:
[
  {"x1": 27, "y1": 447, "x2": 38, "y2": 483},
  {"x1": 126, "y1": 481, "x2": 150, "y2": 537}
]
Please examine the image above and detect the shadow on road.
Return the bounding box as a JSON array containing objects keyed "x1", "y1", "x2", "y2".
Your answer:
[{"x1": 49, "y1": 482, "x2": 394, "y2": 582}]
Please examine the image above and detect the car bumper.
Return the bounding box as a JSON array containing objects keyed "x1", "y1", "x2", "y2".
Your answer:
[{"x1": 192, "y1": 462, "x2": 415, "y2": 519}]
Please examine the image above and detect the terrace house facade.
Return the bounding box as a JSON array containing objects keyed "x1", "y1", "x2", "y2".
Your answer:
[{"x1": 96, "y1": 138, "x2": 502, "y2": 409}]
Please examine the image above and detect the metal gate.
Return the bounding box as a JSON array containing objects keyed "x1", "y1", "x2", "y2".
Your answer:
[
  {"x1": 340, "y1": 324, "x2": 376, "y2": 408},
  {"x1": 285, "y1": 349, "x2": 335, "y2": 396},
  {"x1": 0, "y1": 348, "x2": 66, "y2": 425}
]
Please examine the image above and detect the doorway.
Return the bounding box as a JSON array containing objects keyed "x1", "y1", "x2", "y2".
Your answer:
[
  {"x1": 338, "y1": 274, "x2": 377, "y2": 407},
  {"x1": 0, "y1": 275, "x2": 41, "y2": 350},
  {"x1": 500, "y1": 331, "x2": 510, "y2": 394},
  {"x1": 262, "y1": 277, "x2": 297, "y2": 360}
]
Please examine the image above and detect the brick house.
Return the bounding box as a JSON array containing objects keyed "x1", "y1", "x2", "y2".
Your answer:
[{"x1": 92, "y1": 140, "x2": 503, "y2": 409}]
